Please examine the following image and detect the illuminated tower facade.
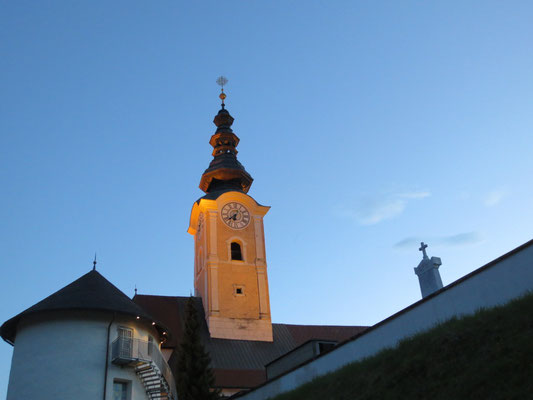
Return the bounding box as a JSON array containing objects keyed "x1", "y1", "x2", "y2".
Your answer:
[{"x1": 187, "y1": 82, "x2": 273, "y2": 341}]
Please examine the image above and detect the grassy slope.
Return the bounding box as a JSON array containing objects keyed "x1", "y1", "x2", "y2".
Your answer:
[{"x1": 270, "y1": 292, "x2": 533, "y2": 400}]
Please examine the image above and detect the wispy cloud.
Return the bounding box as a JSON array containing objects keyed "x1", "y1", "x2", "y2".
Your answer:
[
  {"x1": 346, "y1": 190, "x2": 431, "y2": 225},
  {"x1": 442, "y1": 232, "x2": 482, "y2": 245},
  {"x1": 394, "y1": 237, "x2": 421, "y2": 248},
  {"x1": 394, "y1": 232, "x2": 483, "y2": 249},
  {"x1": 397, "y1": 191, "x2": 431, "y2": 199},
  {"x1": 484, "y1": 189, "x2": 507, "y2": 207}
]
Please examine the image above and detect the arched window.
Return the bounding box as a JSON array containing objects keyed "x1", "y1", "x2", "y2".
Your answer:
[{"x1": 231, "y1": 242, "x2": 243, "y2": 261}]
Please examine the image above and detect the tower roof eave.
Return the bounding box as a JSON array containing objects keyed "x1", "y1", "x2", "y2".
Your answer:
[{"x1": 199, "y1": 168, "x2": 253, "y2": 194}]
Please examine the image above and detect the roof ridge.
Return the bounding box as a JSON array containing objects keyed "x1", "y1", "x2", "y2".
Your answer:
[
  {"x1": 134, "y1": 294, "x2": 199, "y2": 300},
  {"x1": 274, "y1": 323, "x2": 368, "y2": 328}
]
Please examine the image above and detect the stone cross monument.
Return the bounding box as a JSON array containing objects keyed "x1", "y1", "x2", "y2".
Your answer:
[{"x1": 414, "y1": 242, "x2": 444, "y2": 298}]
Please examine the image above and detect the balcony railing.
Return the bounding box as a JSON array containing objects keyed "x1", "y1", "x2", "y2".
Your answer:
[{"x1": 111, "y1": 337, "x2": 177, "y2": 399}]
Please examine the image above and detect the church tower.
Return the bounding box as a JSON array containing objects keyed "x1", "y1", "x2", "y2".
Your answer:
[{"x1": 187, "y1": 80, "x2": 273, "y2": 341}]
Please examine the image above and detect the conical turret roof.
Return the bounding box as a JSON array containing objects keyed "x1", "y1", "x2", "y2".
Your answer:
[{"x1": 1, "y1": 269, "x2": 167, "y2": 344}]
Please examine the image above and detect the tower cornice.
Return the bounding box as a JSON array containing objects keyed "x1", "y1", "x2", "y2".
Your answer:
[{"x1": 188, "y1": 192, "x2": 270, "y2": 236}]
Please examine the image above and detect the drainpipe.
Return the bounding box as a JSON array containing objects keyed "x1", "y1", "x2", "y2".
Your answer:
[{"x1": 103, "y1": 312, "x2": 116, "y2": 400}]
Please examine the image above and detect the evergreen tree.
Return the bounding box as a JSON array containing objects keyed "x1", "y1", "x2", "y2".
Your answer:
[{"x1": 176, "y1": 296, "x2": 220, "y2": 400}]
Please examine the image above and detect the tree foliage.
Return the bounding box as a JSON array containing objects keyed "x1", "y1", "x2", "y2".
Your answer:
[{"x1": 176, "y1": 296, "x2": 220, "y2": 400}]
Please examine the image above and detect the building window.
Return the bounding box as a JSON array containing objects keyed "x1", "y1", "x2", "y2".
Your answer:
[
  {"x1": 234, "y1": 285, "x2": 245, "y2": 296},
  {"x1": 148, "y1": 335, "x2": 154, "y2": 356},
  {"x1": 318, "y1": 341, "x2": 337, "y2": 354},
  {"x1": 113, "y1": 380, "x2": 129, "y2": 400},
  {"x1": 231, "y1": 242, "x2": 243, "y2": 261}
]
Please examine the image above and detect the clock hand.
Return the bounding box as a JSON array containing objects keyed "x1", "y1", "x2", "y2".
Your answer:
[{"x1": 227, "y1": 213, "x2": 238, "y2": 221}]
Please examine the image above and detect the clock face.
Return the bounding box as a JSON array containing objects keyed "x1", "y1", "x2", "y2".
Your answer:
[{"x1": 221, "y1": 202, "x2": 251, "y2": 229}]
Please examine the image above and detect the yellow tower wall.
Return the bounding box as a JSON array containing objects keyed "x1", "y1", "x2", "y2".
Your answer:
[{"x1": 188, "y1": 191, "x2": 273, "y2": 341}]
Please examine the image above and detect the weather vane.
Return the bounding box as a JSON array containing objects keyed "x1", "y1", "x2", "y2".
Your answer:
[{"x1": 216, "y1": 76, "x2": 228, "y2": 108}]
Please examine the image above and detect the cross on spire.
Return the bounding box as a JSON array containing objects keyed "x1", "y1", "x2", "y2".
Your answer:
[
  {"x1": 216, "y1": 76, "x2": 228, "y2": 109},
  {"x1": 419, "y1": 242, "x2": 428, "y2": 259}
]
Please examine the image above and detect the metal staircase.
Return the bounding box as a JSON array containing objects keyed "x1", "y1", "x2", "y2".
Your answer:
[
  {"x1": 111, "y1": 337, "x2": 177, "y2": 400},
  {"x1": 135, "y1": 362, "x2": 173, "y2": 400}
]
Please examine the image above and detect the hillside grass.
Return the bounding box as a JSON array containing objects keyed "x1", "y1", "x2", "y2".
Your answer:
[{"x1": 269, "y1": 292, "x2": 533, "y2": 400}]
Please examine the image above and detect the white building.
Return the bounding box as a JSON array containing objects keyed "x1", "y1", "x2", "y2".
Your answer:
[{"x1": 1, "y1": 269, "x2": 177, "y2": 400}]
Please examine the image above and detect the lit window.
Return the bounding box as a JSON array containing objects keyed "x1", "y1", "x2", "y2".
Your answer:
[{"x1": 231, "y1": 242, "x2": 243, "y2": 261}]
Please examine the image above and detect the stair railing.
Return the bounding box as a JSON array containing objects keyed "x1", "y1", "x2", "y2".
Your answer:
[{"x1": 111, "y1": 337, "x2": 177, "y2": 399}]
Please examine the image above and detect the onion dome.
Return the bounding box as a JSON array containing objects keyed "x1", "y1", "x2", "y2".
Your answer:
[{"x1": 199, "y1": 79, "x2": 253, "y2": 194}]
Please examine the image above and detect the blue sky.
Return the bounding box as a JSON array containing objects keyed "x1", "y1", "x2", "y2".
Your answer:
[{"x1": 1, "y1": 1, "x2": 533, "y2": 396}]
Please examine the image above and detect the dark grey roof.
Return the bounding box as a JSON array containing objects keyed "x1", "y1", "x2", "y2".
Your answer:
[
  {"x1": 133, "y1": 295, "x2": 367, "y2": 388},
  {"x1": 1, "y1": 270, "x2": 166, "y2": 344},
  {"x1": 202, "y1": 154, "x2": 251, "y2": 180},
  {"x1": 199, "y1": 107, "x2": 254, "y2": 194},
  {"x1": 206, "y1": 324, "x2": 305, "y2": 370}
]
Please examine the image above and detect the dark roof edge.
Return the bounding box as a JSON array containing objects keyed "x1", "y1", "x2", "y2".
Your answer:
[
  {"x1": 134, "y1": 294, "x2": 196, "y2": 300},
  {"x1": 231, "y1": 237, "x2": 533, "y2": 398},
  {"x1": 264, "y1": 338, "x2": 341, "y2": 368},
  {"x1": 2, "y1": 308, "x2": 127, "y2": 346},
  {"x1": 213, "y1": 384, "x2": 258, "y2": 390},
  {"x1": 2, "y1": 305, "x2": 171, "y2": 347},
  {"x1": 274, "y1": 323, "x2": 367, "y2": 328},
  {"x1": 194, "y1": 189, "x2": 266, "y2": 207}
]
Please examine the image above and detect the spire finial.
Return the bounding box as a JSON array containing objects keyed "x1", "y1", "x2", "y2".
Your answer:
[
  {"x1": 134, "y1": 285, "x2": 138, "y2": 296},
  {"x1": 419, "y1": 242, "x2": 429, "y2": 259},
  {"x1": 92, "y1": 253, "x2": 97, "y2": 271},
  {"x1": 216, "y1": 76, "x2": 228, "y2": 109}
]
